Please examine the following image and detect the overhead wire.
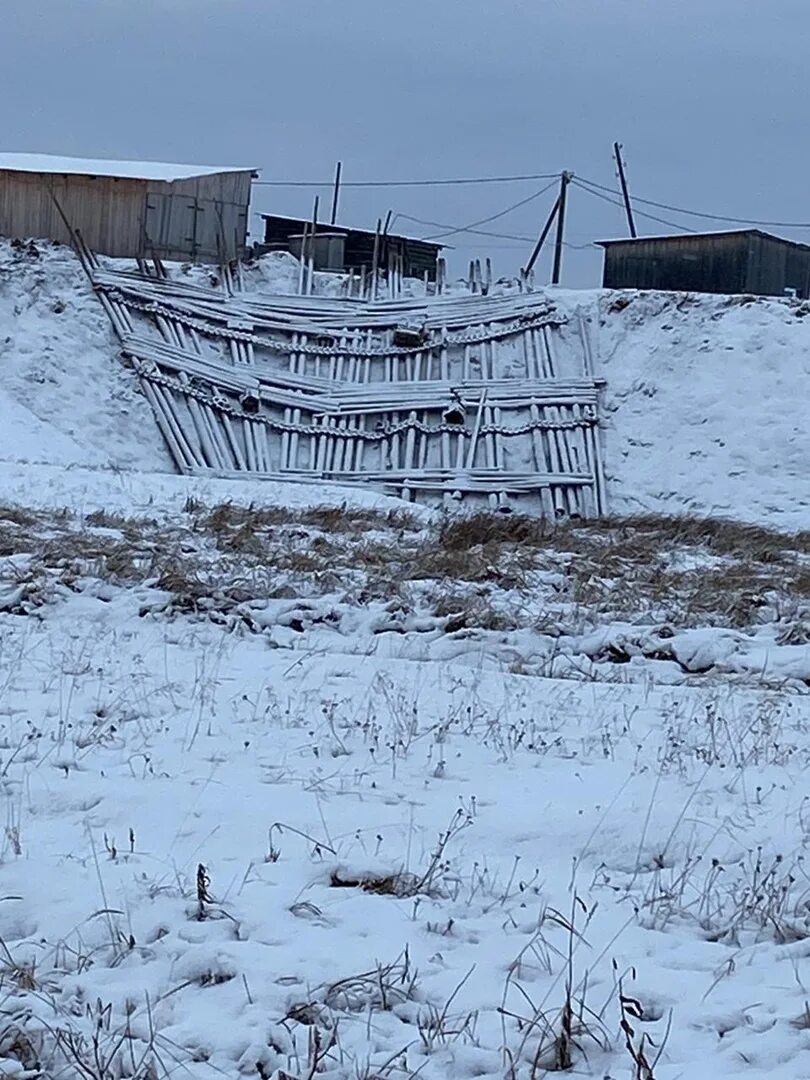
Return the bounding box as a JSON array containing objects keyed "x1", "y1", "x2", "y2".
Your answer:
[
  {"x1": 576, "y1": 174, "x2": 810, "y2": 230},
  {"x1": 254, "y1": 172, "x2": 559, "y2": 189},
  {"x1": 418, "y1": 179, "x2": 559, "y2": 240},
  {"x1": 393, "y1": 212, "x2": 535, "y2": 243},
  {"x1": 255, "y1": 164, "x2": 810, "y2": 232},
  {"x1": 571, "y1": 178, "x2": 695, "y2": 233}
]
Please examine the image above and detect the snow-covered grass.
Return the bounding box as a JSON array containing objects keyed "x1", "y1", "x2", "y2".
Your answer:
[
  {"x1": 0, "y1": 493, "x2": 807, "y2": 1077},
  {"x1": 1, "y1": 502, "x2": 808, "y2": 689}
]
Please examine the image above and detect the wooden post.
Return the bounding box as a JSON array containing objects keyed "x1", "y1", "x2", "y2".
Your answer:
[
  {"x1": 370, "y1": 218, "x2": 382, "y2": 300},
  {"x1": 297, "y1": 219, "x2": 309, "y2": 295},
  {"x1": 523, "y1": 194, "x2": 561, "y2": 278},
  {"x1": 330, "y1": 161, "x2": 342, "y2": 225},
  {"x1": 551, "y1": 171, "x2": 572, "y2": 286},
  {"x1": 613, "y1": 142, "x2": 637, "y2": 238},
  {"x1": 307, "y1": 195, "x2": 320, "y2": 293}
]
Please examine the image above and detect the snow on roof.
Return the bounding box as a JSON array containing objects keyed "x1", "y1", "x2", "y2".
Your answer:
[{"x1": 0, "y1": 153, "x2": 257, "y2": 182}]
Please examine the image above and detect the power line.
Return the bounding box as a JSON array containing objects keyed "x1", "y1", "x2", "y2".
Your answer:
[
  {"x1": 577, "y1": 174, "x2": 810, "y2": 230},
  {"x1": 571, "y1": 178, "x2": 695, "y2": 233},
  {"x1": 394, "y1": 212, "x2": 536, "y2": 243},
  {"x1": 419, "y1": 179, "x2": 559, "y2": 240},
  {"x1": 254, "y1": 172, "x2": 559, "y2": 189},
  {"x1": 394, "y1": 210, "x2": 594, "y2": 251},
  {"x1": 255, "y1": 164, "x2": 810, "y2": 230}
]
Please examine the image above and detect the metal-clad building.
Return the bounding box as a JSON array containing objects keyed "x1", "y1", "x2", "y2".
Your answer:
[
  {"x1": 597, "y1": 229, "x2": 810, "y2": 299},
  {"x1": 259, "y1": 213, "x2": 442, "y2": 280},
  {"x1": 0, "y1": 153, "x2": 257, "y2": 262}
]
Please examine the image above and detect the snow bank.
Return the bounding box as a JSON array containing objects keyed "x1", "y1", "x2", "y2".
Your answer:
[
  {"x1": 0, "y1": 459, "x2": 424, "y2": 519},
  {"x1": 0, "y1": 240, "x2": 173, "y2": 472},
  {"x1": 591, "y1": 289, "x2": 810, "y2": 531}
]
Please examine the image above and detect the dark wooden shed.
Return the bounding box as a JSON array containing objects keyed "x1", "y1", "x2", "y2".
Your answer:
[
  {"x1": 259, "y1": 213, "x2": 442, "y2": 281},
  {"x1": 597, "y1": 230, "x2": 810, "y2": 299}
]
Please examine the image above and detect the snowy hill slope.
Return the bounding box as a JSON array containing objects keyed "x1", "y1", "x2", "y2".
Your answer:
[
  {"x1": 593, "y1": 289, "x2": 810, "y2": 531},
  {"x1": 1, "y1": 239, "x2": 809, "y2": 531},
  {"x1": 0, "y1": 240, "x2": 172, "y2": 471}
]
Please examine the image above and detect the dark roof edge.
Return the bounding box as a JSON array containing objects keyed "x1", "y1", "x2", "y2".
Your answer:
[
  {"x1": 596, "y1": 228, "x2": 810, "y2": 252},
  {"x1": 260, "y1": 213, "x2": 443, "y2": 250}
]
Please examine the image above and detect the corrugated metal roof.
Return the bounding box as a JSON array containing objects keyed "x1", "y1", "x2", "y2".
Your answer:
[{"x1": 0, "y1": 153, "x2": 257, "y2": 182}]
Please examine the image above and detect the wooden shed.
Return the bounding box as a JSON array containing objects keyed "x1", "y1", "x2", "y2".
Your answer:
[
  {"x1": 597, "y1": 229, "x2": 810, "y2": 299},
  {"x1": 259, "y1": 213, "x2": 442, "y2": 281},
  {"x1": 0, "y1": 153, "x2": 257, "y2": 262}
]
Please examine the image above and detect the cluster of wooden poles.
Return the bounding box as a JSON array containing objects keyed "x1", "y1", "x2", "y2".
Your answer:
[{"x1": 74, "y1": 234, "x2": 607, "y2": 515}]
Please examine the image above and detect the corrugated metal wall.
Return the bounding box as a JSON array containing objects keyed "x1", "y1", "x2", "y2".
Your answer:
[{"x1": 0, "y1": 169, "x2": 252, "y2": 261}]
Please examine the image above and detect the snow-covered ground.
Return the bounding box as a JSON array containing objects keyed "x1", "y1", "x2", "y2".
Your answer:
[
  {"x1": 0, "y1": 240, "x2": 172, "y2": 472},
  {"x1": 0, "y1": 494, "x2": 806, "y2": 1079},
  {"x1": 0, "y1": 239, "x2": 809, "y2": 1078},
  {"x1": 591, "y1": 288, "x2": 810, "y2": 532}
]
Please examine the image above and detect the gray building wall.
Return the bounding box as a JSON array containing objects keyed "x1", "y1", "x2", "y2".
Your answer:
[{"x1": 0, "y1": 168, "x2": 252, "y2": 261}]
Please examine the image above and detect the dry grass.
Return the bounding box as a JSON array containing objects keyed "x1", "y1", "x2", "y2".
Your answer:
[
  {"x1": 439, "y1": 510, "x2": 808, "y2": 562},
  {"x1": 329, "y1": 870, "x2": 415, "y2": 897},
  {"x1": 194, "y1": 501, "x2": 419, "y2": 541},
  {"x1": 0, "y1": 501, "x2": 806, "y2": 635},
  {"x1": 432, "y1": 590, "x2": 520, "y2": 632},
  {"x1": 430, "y1": 511, "x2": 809, "y2": 628}
]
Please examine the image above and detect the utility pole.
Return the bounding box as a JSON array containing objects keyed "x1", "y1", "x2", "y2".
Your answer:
[
  {"x1": 330, "y1": 161, "x2": 342, "y2": 225},
  {"x1": 522, "y1": 194, "x2": 561, "y2": 278},
  {"x1": 613, "y1": 142, "x2": 637, "y2": 238},
  {"x1": 551, "y1": 171, "x2": 572, "y2": 285}
]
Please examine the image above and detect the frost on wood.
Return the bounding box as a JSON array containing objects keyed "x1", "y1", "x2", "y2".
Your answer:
[{"x1": 84, "y1": 244, "x2": 606, "y2": 515}]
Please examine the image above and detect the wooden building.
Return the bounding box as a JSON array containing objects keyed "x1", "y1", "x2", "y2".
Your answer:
[
  {"x1": 597, "y1": 229, "x2": 810, "y2": 299},
  {"x1": 259, "y1": 213, "x2": 442, "y2": 281},
  {"x1": 0, "y1": 153, "x2": 256, "y2": 262}
]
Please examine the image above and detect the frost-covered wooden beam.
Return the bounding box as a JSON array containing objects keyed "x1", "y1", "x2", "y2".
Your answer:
[{"x1": 85, "y1": 252, "x2": 607, "y2": 515}]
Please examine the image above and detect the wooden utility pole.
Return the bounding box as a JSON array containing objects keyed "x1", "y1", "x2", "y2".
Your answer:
[
  {"x1": 613, "y1": 142, "x2": 637, "y2": 238},
  {"x1": 330, "y1": 161, "x2": 342, "y2": 225},
  {"x1": 551, "y1": 171, "x2": 572, "y2": 285},
  {"x1": 522, "y1": 194, "x2": 561, "y2": 277}
]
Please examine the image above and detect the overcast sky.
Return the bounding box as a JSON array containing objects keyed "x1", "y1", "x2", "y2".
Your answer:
[{"x1": 2, "y1": 1, "x2": 807, "y2": 284}]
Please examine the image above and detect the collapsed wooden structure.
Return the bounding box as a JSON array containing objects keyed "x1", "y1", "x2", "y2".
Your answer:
[{"x1": 78, "y1": 241, "x2": 606, "y2": 515}]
